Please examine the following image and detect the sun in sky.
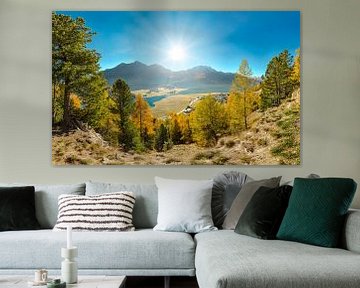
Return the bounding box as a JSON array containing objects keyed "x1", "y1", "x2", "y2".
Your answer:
[{"x1": 168, "y1": 44, "x2": 187, "y2": 62}]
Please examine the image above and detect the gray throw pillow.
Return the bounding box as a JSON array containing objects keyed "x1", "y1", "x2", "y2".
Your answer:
[
  {"x1": 222, "y1": 177, "x2": 281, "y2": 230},
  {"x1": 153, "y1": 177, "x2": 217, "y2": 233},
  {"x1": 0, "y1": 183, "x2": 85, "y2": 228},
  {"x1": 212, "y1": 171, "x2": 252, "y2": 228},
  {"x1": 86, "y1": 181, "x2": 158, "y2": 229}
]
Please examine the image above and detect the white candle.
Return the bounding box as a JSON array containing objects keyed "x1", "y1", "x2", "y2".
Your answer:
[{"x1": 67, "y1": 225, "x2": 72, "y2": 249}]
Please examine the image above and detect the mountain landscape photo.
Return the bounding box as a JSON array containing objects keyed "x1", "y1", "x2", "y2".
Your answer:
[{"x1": 52, "y1": 11, "x2": 301, "y2": 165}]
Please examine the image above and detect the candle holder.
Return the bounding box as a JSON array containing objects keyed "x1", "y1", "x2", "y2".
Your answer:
[{"x1": 61, "y1": 247, "x2": 78, "y2": 284}]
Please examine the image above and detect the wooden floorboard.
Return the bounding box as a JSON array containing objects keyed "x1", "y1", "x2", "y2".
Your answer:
[{"x1": 126, "y1": 276, "x2": 199, "y2": 288}]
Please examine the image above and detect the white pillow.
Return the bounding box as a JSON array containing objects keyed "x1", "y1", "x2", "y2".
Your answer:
[
  {"x1": 154, "y1": 177, "x2": 217, "y2": 233},
  {"x1": 53, "y1": 192, "x2": 135, "y2": 232}
]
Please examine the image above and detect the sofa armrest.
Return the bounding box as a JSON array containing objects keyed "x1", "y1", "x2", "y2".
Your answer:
[{"x1": 342, "y1": 209, "x2": 360, "y2": 253}]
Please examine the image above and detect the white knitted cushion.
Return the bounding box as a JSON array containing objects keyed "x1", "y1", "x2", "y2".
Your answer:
[{"x1": 53, "y1": 192, "x2": 135, "y2": 231}]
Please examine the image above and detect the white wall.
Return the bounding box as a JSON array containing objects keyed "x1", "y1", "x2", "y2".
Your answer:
[{"x1": 0, "y1": 0, "x2": 359, "y2": 208}]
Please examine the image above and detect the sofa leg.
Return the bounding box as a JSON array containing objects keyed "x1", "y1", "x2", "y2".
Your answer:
[{"x1": 164, "y1": 276, "x2": 170, "y2": 288}]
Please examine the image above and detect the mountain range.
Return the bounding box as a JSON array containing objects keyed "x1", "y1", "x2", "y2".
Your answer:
[{"x1": 103, "y1": 61, "x2": 236, "y2": 91}]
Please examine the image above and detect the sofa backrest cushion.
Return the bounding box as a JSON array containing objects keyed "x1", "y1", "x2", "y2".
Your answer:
[
  {"x1": 86, "y1": 181, "x2": 158, "y2": 229},
  {"x1": 0, "y1": 183, "x2": 86, "y2": 229}
]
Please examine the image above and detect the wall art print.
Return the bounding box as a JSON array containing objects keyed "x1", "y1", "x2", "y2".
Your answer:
[{"x1": 52, "y1": 11, "x2": 300, "y2": 166}]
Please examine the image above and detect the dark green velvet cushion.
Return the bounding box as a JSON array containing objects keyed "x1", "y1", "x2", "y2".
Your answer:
[
  {"x1": 0, "y1": 186, "x2": 41, "y2": 231},
  {"x1": 277, "y1": 178, "x2": 357, "y2": 247},
  {"x1": 235, "y1": 185, "x2": 292, "y2": 239}
]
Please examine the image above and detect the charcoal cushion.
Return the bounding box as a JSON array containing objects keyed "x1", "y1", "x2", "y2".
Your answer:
[
  {"x1": 0, "y1": 183, "x2": 86, "y2": 228},
  {"x1": 222, "y1": 177, "x2": 281, "y2": 229},
  {"x1": 0, "y1": 186, "x2": 40, "y2": 231},
  {"x1": 277, "y1": 178, "x2": 357, "y2": 247},
  {"x1": 212, "y1": 171, "x2": 251, "y2": 228},
  {"x1": 235, "y1": 185, "x2": 292, "y2": 239}
]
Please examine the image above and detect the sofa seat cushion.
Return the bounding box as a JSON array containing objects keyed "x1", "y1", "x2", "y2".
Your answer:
[
  {"x1": 0, "y1": 229, "x2": 195, "y2": 270},
  {"x1": 195, "y1": 230, "x2": 360, "y2": 288}
]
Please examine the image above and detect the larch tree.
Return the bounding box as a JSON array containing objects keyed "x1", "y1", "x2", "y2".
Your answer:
[
  {"x1": 190, "y1": 96, "x2": 227, "y2": 147},
  {"x1": 132, "y1": 94, "x2": 154, "y2": 147},
  {"x1": 291, "y1": 48, "x2": 301, "y2": 87},
  {"x1": 226, "y1": 91, "x2": 244, "y2": 133},
  {"x1": 230, "y1": 59, "x2": 254, "y2": 130}
]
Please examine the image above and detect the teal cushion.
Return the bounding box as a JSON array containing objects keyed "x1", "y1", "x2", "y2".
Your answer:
[{"x1": 277, "y1": 178, "x2": 357, "y2": 247}]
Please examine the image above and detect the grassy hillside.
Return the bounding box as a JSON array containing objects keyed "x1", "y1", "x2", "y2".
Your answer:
[{"x1": 52, "y1": 89, "x2": 300, "y2": 165}]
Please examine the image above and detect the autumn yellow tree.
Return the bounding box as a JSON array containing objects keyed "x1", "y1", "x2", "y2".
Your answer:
[
  {"x1": 226, "y1": 91, "x2": 244, "y2": 133},
  {"x1": 168, "y1": 113, "x2": 183, "y2": 145},
  {"x1": 190, "y1": 96, "x2": 227, "y2": 146},
  {"x1": 177, "y1": 113, "x2": 192, "y2": 143},
  {"x1": 132, "y1": 94, "x2": 154, "y2": 148},
  {"x1": 231, "y1": 59, "x2": 254, "y2": 130},
  {"x1": 291, "y1": 48, "x2": 300, "y2": 86}
]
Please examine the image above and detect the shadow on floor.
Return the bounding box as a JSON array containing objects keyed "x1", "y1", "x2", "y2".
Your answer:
[{"x1": 126, "y1": 276, "x2": 199, "y2": 288}]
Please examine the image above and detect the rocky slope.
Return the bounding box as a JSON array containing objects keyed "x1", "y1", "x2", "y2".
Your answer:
[{"x1": 52, "y1": 89, "x2": 300, "y2": 165}]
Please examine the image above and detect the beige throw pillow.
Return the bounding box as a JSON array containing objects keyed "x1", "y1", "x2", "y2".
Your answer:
[{"x1": 222, "y1": 177, "x2": 281, "y2": 230}]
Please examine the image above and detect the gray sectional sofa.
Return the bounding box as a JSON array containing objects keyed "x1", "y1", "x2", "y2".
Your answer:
[{"x1": 0, "y1": 181, "x2": 360, "y2": 288}]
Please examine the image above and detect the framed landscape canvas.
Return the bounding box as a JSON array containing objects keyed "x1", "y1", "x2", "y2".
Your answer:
[{"x1": 52, "y1": 11, "x2": 300, "y2": 165}]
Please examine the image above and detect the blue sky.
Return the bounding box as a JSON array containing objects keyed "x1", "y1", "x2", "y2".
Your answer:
[{"x1": 56, "y1": 11, "x2": 300, "y2": 76}]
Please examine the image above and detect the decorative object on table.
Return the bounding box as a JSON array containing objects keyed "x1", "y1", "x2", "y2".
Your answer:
[
  {"x1": 47, "y1": 279, "x2": 66, "y2": 288},
  {"x1": 27, "y1": 269, "x2": 51, "y2": 287},
  {"x1": 51, "y1": 11, "x2": 301, "y2": 166},
  {"x1": 61, "y1": 226, "x2": 78, "y2": 284},
  {"x1": 35, "y1": 269, "x2": 48, "y2": 283}
]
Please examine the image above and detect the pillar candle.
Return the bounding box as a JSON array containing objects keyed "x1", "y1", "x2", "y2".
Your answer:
[{"x1": 67, "y1": 225, "x2": 72, "y2": 249}]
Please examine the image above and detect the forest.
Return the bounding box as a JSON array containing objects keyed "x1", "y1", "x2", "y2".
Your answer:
[{"x1": 52, "y1": 12, "x2": 301, "y2": 165}]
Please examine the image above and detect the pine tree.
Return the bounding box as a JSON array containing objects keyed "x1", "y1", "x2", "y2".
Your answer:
[
  {"x1": 52, "y1": 12, "x2": 105, "y2": 131},
  {"x1": 154, "y1": 123, "x2": 169, "y2": 152},
  {"x1": 168, "y1": 113, "x2": 183, "y2": 145},
  {"x1": 260, "y1": 50, "x2": 294, "y2": 109},
  {"x1": 110, "y1": 79, "x2": 136, "y2": 150}
]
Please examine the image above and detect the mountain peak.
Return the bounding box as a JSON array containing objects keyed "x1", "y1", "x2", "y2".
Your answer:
[{"x1": 103, "y1": 61, "x2": 235, "y2": 90}]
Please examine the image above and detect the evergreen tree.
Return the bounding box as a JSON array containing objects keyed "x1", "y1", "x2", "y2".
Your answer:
[
  {"x1": 110, "y1": 79, "x2": 136, "y2": 150},
  {"x1": 52, "y1": 12, "x2": 105, "y2": 131},
  {"x1": 154, "y1": 123, "x2": 169, "y2": 152},
  {"x1": 260, "y1": 50, "x2": 294, "y2": 109},
  {"x1": 168, "y1": 114, "x2": 183, "y2": 145}
]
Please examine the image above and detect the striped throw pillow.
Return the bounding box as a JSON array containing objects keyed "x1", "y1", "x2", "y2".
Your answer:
[{"x1": 53, "y1": 192, "x2": 136, "y2": 231}]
